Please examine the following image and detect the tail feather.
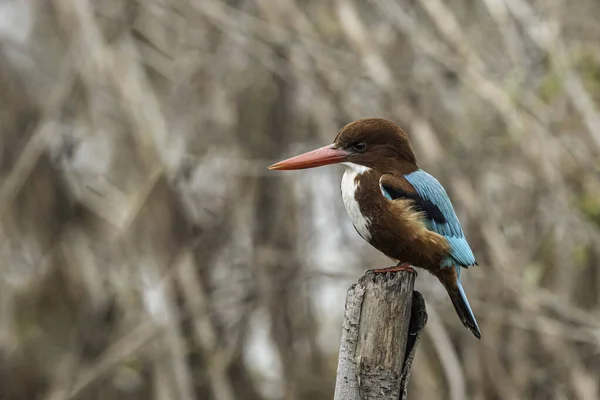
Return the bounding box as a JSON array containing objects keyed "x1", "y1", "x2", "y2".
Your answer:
[
  {"x1": 449, "y1": 279, "x2": 481, "y2": 339},
  {"x1": 436, "y1": 267, "x2": 481, "y2": 339}
]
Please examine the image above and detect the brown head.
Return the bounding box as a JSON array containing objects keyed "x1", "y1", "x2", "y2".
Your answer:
[{"x1": 268, "y1": 118, "x2": 418, "y2": 174}]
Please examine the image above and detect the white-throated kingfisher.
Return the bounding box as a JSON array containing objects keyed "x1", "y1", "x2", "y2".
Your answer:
[{"x1": 268, "y1": 118, "x2": 481, "y2": 339}]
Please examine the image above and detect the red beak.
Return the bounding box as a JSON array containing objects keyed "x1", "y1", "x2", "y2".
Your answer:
[{"x1": 268, "y1": 144, "x2": 350, "y2": 170}]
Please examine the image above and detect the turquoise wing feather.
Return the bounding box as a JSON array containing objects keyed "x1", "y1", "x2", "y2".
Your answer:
[{"x1": 404, "y1": 169, "x2": 477, "y2": 268}]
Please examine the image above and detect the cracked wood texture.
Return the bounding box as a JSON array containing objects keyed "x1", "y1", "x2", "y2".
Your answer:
[{"x1": 334, "y1": 271, "x2": 428, "y2": 400}]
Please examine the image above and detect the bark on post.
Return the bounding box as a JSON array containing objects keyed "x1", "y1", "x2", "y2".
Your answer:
[{"x1": 334, "y1": 271, "x2": 428, "y2": 400}]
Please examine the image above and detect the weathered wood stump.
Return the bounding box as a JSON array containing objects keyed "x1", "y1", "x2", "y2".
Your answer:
[{"x1": 334, "y1": 270, "x2": 428, "y2": 400}]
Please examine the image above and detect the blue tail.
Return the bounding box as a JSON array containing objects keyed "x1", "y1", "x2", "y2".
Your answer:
[{"x1": 447, "y1": 272, "x2": 481, "y2": 339}]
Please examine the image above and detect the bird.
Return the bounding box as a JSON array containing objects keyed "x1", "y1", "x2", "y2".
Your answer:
[{"x1": 268, "y1": 118, "x2": 481, "y2": 339}]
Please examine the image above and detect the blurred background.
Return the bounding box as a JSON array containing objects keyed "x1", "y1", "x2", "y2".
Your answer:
[{"x1": 1, "y1": 0, "x2": 600, "y2": 399}]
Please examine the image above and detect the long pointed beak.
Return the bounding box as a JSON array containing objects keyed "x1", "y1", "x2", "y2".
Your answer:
[{"x1": 268, "y1": 144, "x2": 350, "y2": 170}]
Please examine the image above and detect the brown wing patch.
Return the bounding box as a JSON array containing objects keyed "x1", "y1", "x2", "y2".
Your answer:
[
  {"x1": 388, "y1": 198, "x2": 427, "y2": 232},
  {"x1": 387, "y1": 199, "x2": 449, "y2": 250},
  {"x1": 380, "y1": 174, "x2": 417, "y2": 193}
]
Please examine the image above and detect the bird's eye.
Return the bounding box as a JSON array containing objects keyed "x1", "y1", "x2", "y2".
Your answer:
[{"x1": 353, "y1": 142, "x2": 367, "y2": 152}]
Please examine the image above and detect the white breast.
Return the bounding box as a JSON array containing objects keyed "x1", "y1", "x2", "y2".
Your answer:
[{"x1": 341, "y1": 162, "x2": 373, "y2": 241}]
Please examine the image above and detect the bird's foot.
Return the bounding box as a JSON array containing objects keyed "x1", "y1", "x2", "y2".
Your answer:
[{"x1": 370, "y1": 262, "x2": 417, "y2": 275}]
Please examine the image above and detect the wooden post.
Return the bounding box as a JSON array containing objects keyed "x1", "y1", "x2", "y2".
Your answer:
[{"x1": 333, "y1": 271, "x2": 428, "y2": 400}]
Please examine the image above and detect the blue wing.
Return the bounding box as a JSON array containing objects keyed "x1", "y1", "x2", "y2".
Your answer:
[{"x1": 402, "y1": 170, "x2": 477, "y2": 268}]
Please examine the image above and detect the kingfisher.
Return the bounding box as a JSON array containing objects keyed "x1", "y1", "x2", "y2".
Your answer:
[{"x1": 268, "y1": 118, "x2": 481, "y2": 339}]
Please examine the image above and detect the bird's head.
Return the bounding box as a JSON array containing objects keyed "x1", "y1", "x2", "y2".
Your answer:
[{"x1": 268, "y1": 118, "x2": 417, "y2": 173}]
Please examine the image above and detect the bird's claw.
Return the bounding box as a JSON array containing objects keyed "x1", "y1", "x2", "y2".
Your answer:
[{"x1": 369, "y1": 262, "x2": 417, "y2": 275}]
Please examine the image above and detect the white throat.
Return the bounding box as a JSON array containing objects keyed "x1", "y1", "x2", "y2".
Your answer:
[{"x1": 341, "y1": 162, "x2": 372, "y2": 241}]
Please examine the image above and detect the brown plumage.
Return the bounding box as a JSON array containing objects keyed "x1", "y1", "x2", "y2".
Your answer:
[
  {"x1": 345, "y1": 168, "x2": 451, "y2": 271},
  {"x1": 334, "y1": 118, "x2": 417, "y2": 174},
  {"x1": 332, "y1": 119, "x2": 452, "y2": 270},
  {"x1": 268, "y1": 117, "x2": 482, "y2": 338}
]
